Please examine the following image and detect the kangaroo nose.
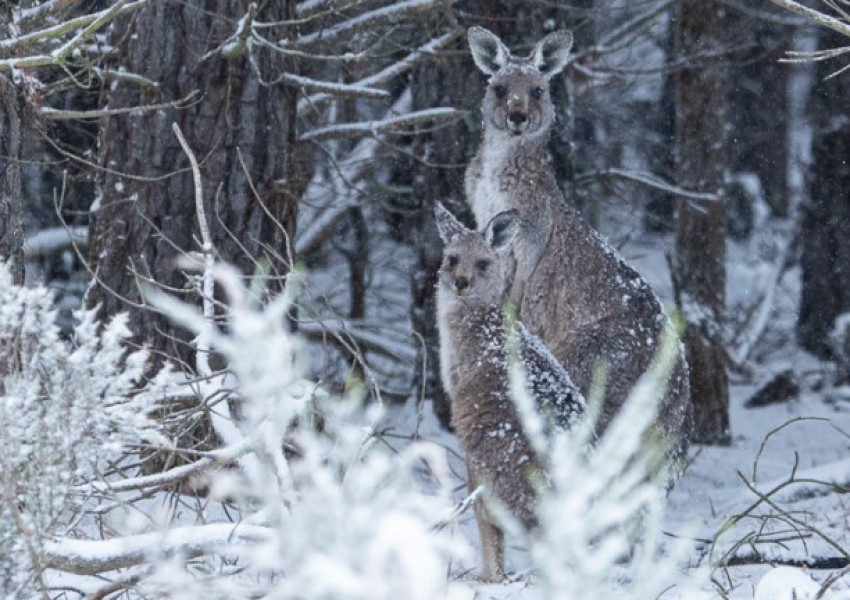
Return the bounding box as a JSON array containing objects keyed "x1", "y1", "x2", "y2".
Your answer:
[
  {"x1": 509, "y1": 111, "x2": 527, "y2": 125},
  {"x1": 455, "y1": 276, "x2": 469, "y2": 293}
]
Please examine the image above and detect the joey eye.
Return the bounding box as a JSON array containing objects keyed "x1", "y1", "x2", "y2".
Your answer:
[
  {"x1": 446, "y1": 255, "x2": 458, "y2": 268},
  {"x1": 475, "y1": 259, "x2": 491, "y2": 272},
  {"x1": 530, "y1": 87, "x2": 544, "y2": 100},
  {"x1": 493, "y1": 85, "x2": 507, "y2": 99}
]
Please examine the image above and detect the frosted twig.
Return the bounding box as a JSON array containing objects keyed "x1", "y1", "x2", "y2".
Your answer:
[
  {"x1": 817, "y1": 563, "x2": 850, "y2": 599},
  {"x1": 201, "y1": 2, "x2": 257, "y2": 61},
  {"x1": 91, "y1": 66, "x2": 161, "y2": 89},
  {"x1": 782, "y1": 45, "x2": 850, "y2": 63},
  {"x1": 294, "y1": 0, "x2": 450, "y2": 47},
  {"x1": 172, "y1": 122, "x2": 214, "y2": 380},
  {"x1": 0, "y1": 0, "x2": 144, "y2": 52},
  {"x1": 297, "y1": 29, "x2": 461, "y2": 112},
  {"x1": 299, "y1": 107, "x2": 466, "y2": 142},
  {"x1": 295, "y1": 0, "x2": 368, "y2": 19},
  {"x1": 40, "y1": 91, "x2": 197, "y2": 120},
  {"x1": 766, "y1": 0, "x2": 850, "y2": 38},
  {"x1": 0, "y1": 0, "x2": 147, "y2": 71},
  {"x1": 578, "y1": 167, "x2": 719, "y2": 202},
  {"x1": 432, "y1": 486, "x2": 483, "y2": 532},
  {"x1": 737, "y1": 472, "x2": 850, "y2": 561},
  {"x1": 74, "y1": 438, "x2": 252, "y2": 495},
  {"x1": 50, "y1": 0, "x2": 136, "y2": 60},
  {"x1": 275, "y1": 71, "x2": 389, "y2": 98},
  {"x1": 17, "y1": 0, "x2": 85, "y2": 25}
]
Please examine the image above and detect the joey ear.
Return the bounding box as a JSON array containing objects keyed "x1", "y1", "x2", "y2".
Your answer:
[
  {"x1": 485, "y1": 209, "x2": 520, "y2": 250},
  {"x1": 531, "y1": 30, "x2": 573, "y2": 79},
  {"x1": 468, "y1": 26, "x2": 510, "y2": 76},
  {"x1": 434, "y1": 202, "x2": 468, "y2": 244}
]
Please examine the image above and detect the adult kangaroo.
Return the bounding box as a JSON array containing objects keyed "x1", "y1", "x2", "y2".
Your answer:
[{"x1": 465, "y1": 26, "x2": 692, "y2": 476}]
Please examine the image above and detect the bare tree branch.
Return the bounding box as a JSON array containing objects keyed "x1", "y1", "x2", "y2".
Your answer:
[{"x1": 766, "y1": 0, "x2": 850, "y2": 38}]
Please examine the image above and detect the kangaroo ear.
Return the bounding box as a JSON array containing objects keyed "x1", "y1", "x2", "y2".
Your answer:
[
  {"x1": 531, "y1": 30, "x2": 573, "y2": 79},
  {"x1": 468, "y1": 26, "x2": 510, "y2": 76},
  {"x1": 434, "y1": 202, "x2": 468, "y2": 243},
  {"x1": 485, "y1": 209, "x2": 520, "y2": 250}
]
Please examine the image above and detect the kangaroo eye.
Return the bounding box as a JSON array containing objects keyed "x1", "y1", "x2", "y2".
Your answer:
[
  {"x1": 493, "y1": 85, "x2": 507, "y2": 99},
  {"x1": 475, "y1": 259, "x2": 490, "y2": 272},
  {"x1": 446, "y1": 255, "x2": 458, "y2": 268},
  {"x1": 530, "y1": 87, "x2": 544, "y2": 100}
]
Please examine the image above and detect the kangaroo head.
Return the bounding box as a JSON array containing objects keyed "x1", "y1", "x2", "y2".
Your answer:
[
  {"x1": 468, "y1": 26, "x2": 572, "y2": 139},
  {"x1": 435, "y1": 202, "x2": 520, "y2": 304}
]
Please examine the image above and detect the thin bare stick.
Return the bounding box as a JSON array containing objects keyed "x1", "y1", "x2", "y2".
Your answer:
[
  {"x1": 172, "y1": 122, "x2": 214, "y2": 379},
  {"x1": 41, "y1": 92, "x2": 197, "y2": 120},
  {"x1": 817, "y1": 562, "x2": 850, "y2": 598}
]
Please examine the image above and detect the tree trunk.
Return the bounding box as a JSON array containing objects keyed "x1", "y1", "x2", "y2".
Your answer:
[
  {"x1": 89, "y1": 1, "x2": 301, "y2": 367},
  {"x1": 644, "y1": 20, "x2": 677, "y2": 233},
  {"x1": 797, "y1": 30, "x2": 850, "y2": 358},
  {"x1": 672, "y1": 0, "x2": 730, "y2": 445},
  {"x1": 0, "y1": 76, "x2": 25, "y2": 285},
  {"x1": 726, "y1": 10, "x2": 791, "y2": 221}
]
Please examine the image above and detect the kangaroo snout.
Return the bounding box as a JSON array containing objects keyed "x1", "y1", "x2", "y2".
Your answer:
[
  {"x1": 508, "y1": 110, "x2": 527, "y2": 125},
  {"x1": 454, "y1": 275, "x2": 470, "y2": 293}
]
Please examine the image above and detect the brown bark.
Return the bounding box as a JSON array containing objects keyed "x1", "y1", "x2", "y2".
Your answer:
[
  {"x1": 0, "y1": 76, "x2": 25, "y2": 285},
  {"x1": 672, "y1": 0, "x2": 730, "y2": 445},
  {"x1": 89, "y1": 1, "x2": 301, "y2": 368},
  {"x1": 797, "y1": 30, "x2": 850, "y2": 358}
]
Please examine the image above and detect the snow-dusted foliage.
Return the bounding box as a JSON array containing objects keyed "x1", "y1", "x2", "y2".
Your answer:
[
  {"x1": 0, "y1": 261, "x2": 157, "y2": 595},
  {"x1": 115, "y1": 265, "x2": 470, "y2": 599},
  {"x1": 508, "y1": 325, "x2": 702, "y2": 599},
  {"x1": 1, "y1": 258, "x2": 708, "y2": 598}
]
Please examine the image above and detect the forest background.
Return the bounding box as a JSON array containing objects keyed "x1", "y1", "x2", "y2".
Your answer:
[{"x1": 4, "y1": 0, "x2": 850, "y2": 598}]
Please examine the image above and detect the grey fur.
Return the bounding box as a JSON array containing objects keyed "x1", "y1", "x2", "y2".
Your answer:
[
  {"x1": 465, "y1": 27, "x2": 692, "y2": 483},
  {"x1": 435, "y1": 204, "x2": 586, "y2": 581}
]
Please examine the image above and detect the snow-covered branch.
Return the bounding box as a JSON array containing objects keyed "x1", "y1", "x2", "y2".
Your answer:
[
  {"x1": 297, "y1": 29, "x2": 462, "y2": 112},
  {"x1": 75, "y1": 439, "x2": 252, "y2": 495},
  {"x1": 294, "y1": 0, "x2": 453, "y2": 47},
  {"x1": 277, "y1": 72, "x2": 390, "y2": 98},
  {"x1": 299, "y1": 107, "x2": 466, "y2": 142},
  {"x1": 42, "y1": 523, "x2": 274, "y2": 575},
  {"x1": 766, "y1": 0, "x2": 850, "y2": 39},
  {"x1": 0, "y1": 0, "x2": 147, "y2": 71},
  {"x1": 15, "y1": 0, "x2": 85, "y2": 26}
]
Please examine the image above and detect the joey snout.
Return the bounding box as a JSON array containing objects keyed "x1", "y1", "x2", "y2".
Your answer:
[{"x1": 454, "y1": 275, "x2": 470, "y2": 294}]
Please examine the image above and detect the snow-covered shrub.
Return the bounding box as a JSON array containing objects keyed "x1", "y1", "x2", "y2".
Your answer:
[
  {"x1": 508, "y1": 323, "x2": 702, "y2": 599},
  {"x1": 137, "y1": 265, "x2": 470, "y2": 600},
  {"x1": 0, "y1": 261, "x2": 158, "y2": 595}
]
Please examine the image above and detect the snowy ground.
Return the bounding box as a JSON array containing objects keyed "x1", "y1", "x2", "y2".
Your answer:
[{"x1": 382, "y1": 219, "x2": 850, "y2": 599}]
